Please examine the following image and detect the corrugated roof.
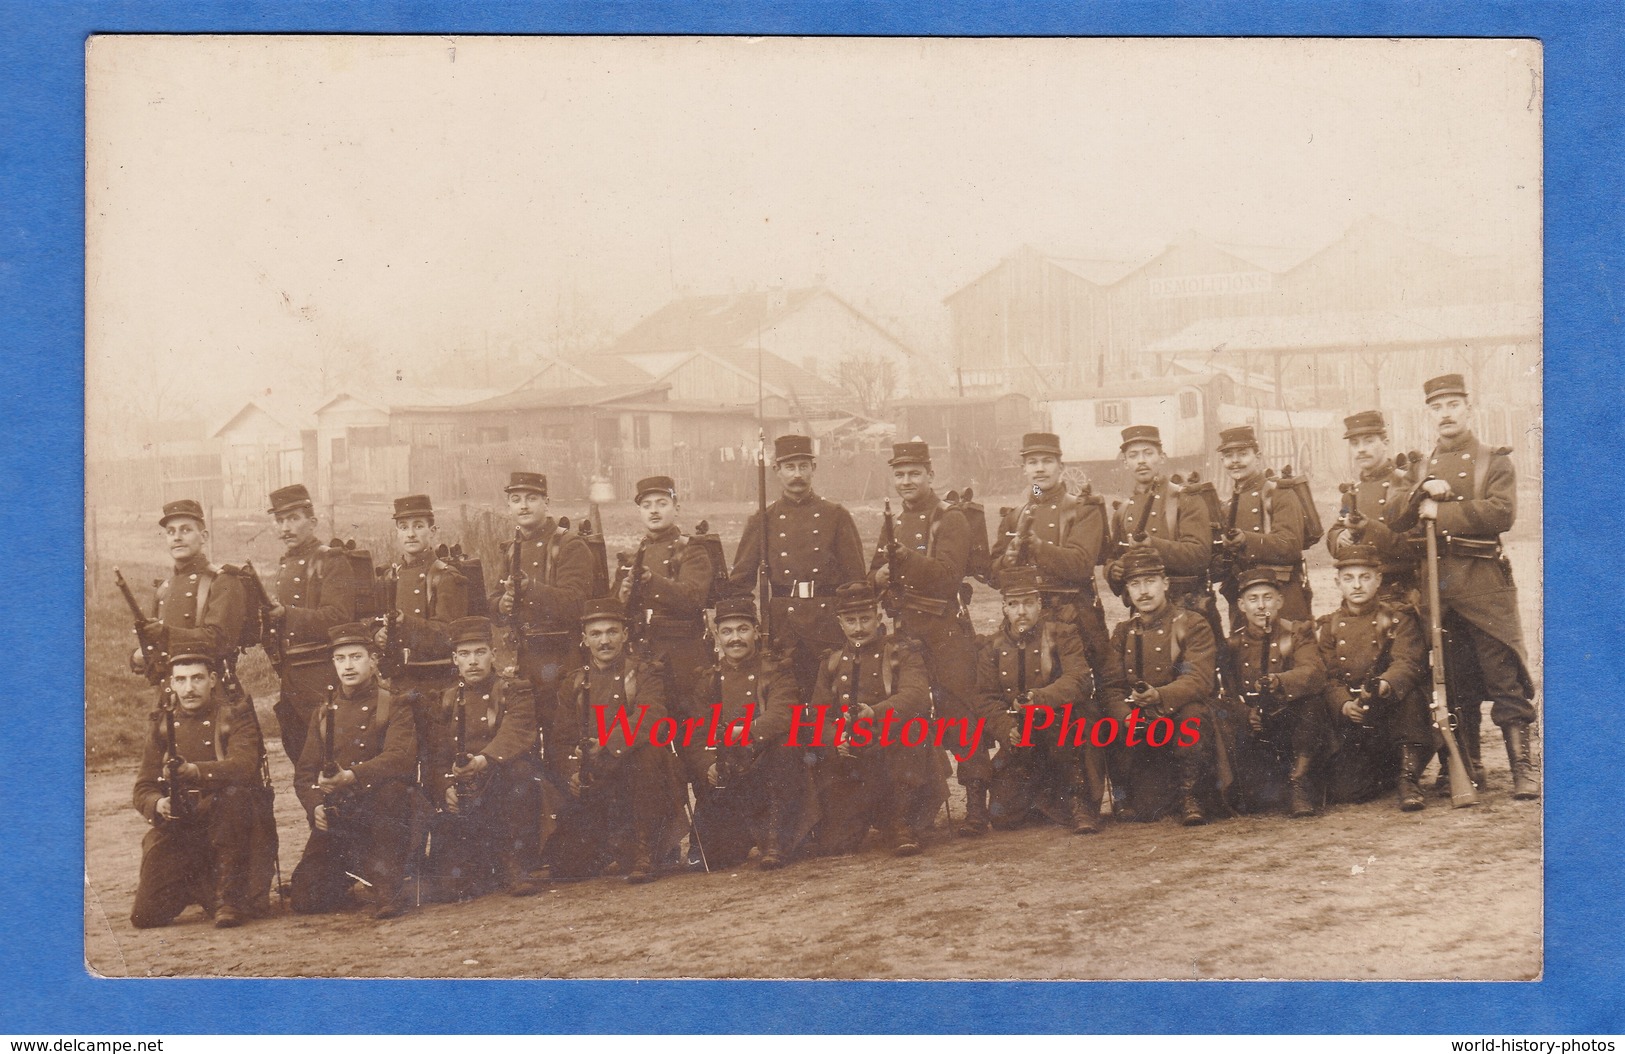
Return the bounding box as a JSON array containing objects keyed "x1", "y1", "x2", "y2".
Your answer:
[{"x1": 1145, "y1": 303, "x2": 1540, "y2": 356}]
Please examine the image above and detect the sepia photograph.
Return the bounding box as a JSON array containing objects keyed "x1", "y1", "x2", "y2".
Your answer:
[{"x1": 83, "y1": 35, "x2": 1542, "y2": 980}]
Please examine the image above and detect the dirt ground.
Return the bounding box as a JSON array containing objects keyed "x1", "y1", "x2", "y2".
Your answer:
[{"x1": 83, "y1": 501, "x2": 1542, "y2": 980}]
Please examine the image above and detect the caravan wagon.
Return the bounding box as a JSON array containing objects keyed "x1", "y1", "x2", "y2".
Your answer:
[{"x1": 1044, "y1": 375, "x2": 1230, "y2": 491}]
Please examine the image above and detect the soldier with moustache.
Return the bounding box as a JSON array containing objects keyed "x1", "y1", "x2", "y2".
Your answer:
[
  {"x1": 423, "y1": 616, "x2": 542, "y2": 900},
  {"x1": 126, "y1": 499, "x2": 248, "y2": 685},
  {"x1": 1213, "y1": 426, "x2": 1313, "y2": 626},
  {"x1": 615, "y1": 475, "x2": 714, "y2": 792},
  {"x1": 374, "y1": 494, "x2": 469, "y2": 769},
  {"x1": 263, "y1": 484, "x2": 357, "y2": 767},
  {"x1": 807, "y1": 582, "x2": 938, "y2": 857},
  {"x1": 1326, "y1": 410, "x2": 1424, "y2": 601},
  {"x1": 547, "y1": 598, "x2": 686, "y2": 885},
  {"x1": 1107, "y1": 547, "x2": 1218, "y2": 826},
  {"x1": 290, "y1": 623, "x2": 421, "y2": 919},
  {"x1": 1406, "y1": 374, "x2": 1539, "y2": 800},
  {"x1": 976, "y1": 567, "x2": 1099, "y2": 833},
  {"x1": 1106, "y1": 426, "x2": 1216, "y2": 618},
  {"x1": 689, "y1": 596, "x2": 819, "y2": 870},
  {"x1": 1223, "y1": 569, "x2": 1328, "y2": 818},
  {"x1": 130, "y1": 653, "x2": 267, "y2": 930},
  {"x1": 868, "y1": 440, "x2": 960, "y2": 835},
  {"x1": 728, "y1": 435, "x2": 867, "y2": 701},
  {"x1": 494, "y1": 471, "x2": 595, "y2": 779},
  {"x1": 991, "y1": 431, "x2": 1118, "y2": 833},
  {"x1": 1314, "y1": 545, "x2": 1433, "y2": 810}
]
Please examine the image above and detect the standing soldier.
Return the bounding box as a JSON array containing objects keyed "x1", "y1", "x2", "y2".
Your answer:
[
  {"x1": 690, "y1": 596, "x2": 818, "y2": 870},
  {"x1": 290, "y1": 624, "x2": 420, "y2": 920},
  {"x1": 126, "y1": 499, "x2": 248, "y2": 681},
  {"x1": 1314, "y1": 545, "x2": 1433, "y2": 810},
  {"x1": 615, "y1": 475, "x2": 713, "y2": 791},
  {"x1": 1411, "y1": 374, "x2": 1539, "y2": 800},
  {"x1": 869, "y1": 440, "x2": 960, "y2": 834},
  {"x1": 1107, "y1": 426, "x2": 1215, "y2": 616},
  {"x1": 1214, "y1": 426, "x2": 1313, "y2": 626},
  {"x1": 1223, "y1": 569, "x2": 1328, "y2": 818},
  {"x1": 547, "y1": 598, "x2": 686, "y2": 884},
  {"x1": 1326, "y1": 410, "x2": 1423, "y2": 600},
  {"x1": 264, "y1": 484, "x2": 356, "y2": 767},
  {"x1": 808, "y1": 582, "x2": 937, "y2": 857},
  {"x1": 1107, "y1": 547, "x2": 1218, "y2": 826},
  {"x1": 977, "y1": 567, "x2": 1098, "y2": 833},
  {"x1": 375, "y1": 494, "x2": 469, "y2": 766},
  {"x1": 130, "y1": 654, "x2": 266, "y2": 929},
  {"x1": 494, "y1": 471, "x2": 595, "y2": 778},
  {"x1": 992, "y1": 431, "x2": 1117, "y2": 833},
  {"x1": 424, "y1": 616, "x2": 541, "y2": 900},
  {"x1": 728, "y1": 434, "x2": 866, "y2": 701}
]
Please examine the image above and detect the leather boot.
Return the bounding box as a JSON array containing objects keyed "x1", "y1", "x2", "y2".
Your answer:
[
  {"x1": 1503, "y1": 723, "x2": 1540, "y2": 800},
  {"x1": 625, "y1": 846, "x2": 660, "y2": 885},
  {"x1": 1287, "y1": 754, "x2": 1317, "y2": 818},
  {"x1": 957, "y1": 781, "x2": 991, "y2": 837},
  {"x1": 891, "y1": 822, "x2": 922, "y2": 857},
  {"x1": 1069, "y1": 796, "x2": 1099, "y2": 835},
  {"x1": 759, "y1": 794, "x2": 785, "y2": 870},
  {"x1": 1461, "y1": 709, "x2": 1487, "y2": 789},
  {"x1": 1397, "y1": 745, "x2": 1427, "y2": 812},
  {"x1": 1178, "y1": 755, "x2": 1207, "y2": 827},
  {"x1": 502, "y1": 855, "x2": 541, "y2": 897}
]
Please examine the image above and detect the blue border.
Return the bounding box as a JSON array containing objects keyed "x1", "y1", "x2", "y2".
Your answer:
[{"x1": 3, "y1": 0, "x2": 1621, "y2": 1035}]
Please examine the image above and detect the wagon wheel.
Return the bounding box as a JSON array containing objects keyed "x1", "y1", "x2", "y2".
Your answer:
[{"x1": 1060, "y1": 465, "x2": 1092, "y2": 494}]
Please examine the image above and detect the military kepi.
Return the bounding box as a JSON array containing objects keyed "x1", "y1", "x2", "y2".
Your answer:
[
  {"x1": 773, "y1": 434, "x2": 815, "y2": 464},
  {"x1": 448, "y1": 616, "x2": 495, "y2": 647},
  {"x1": 888, "y1": 439, "x2": 932, "y2": 467},
  {"x1": 505, "y1": 471, "x2": 548, "y2": 496},
  {"x1": 834, "y1": 580, "x2": 881, "y2": 614},
  {"x1": 392, "y1": 494, "x2": 434, "y2": 521},
  {"x1": 268, "y1": 483, "x2": 314, "y2": 515},
  {"x1": 1117, "y1": 545, "x2": 1166, "y2": 580},
  {"x1": 328, "y1": 622, "x2": 374, "y2": 650},
  {"x1": 1423, "y1": 373, "x2": 1469, "y2": 402},
  {"x1": 1235, "y1": 567, "x2": 1282, "y2": 594},
  {"x1": 1217, "y1": 425, "x2": 1259, "y2": 452},
  {"x1": 634, "y1": 475, "x2": 677, "y2": 503},
  {"x1": 712, "y1": 595, "x2": 759, "y2": 625},
  {"x1": 580, "y1": 596, "x2": 628, "y2": 625},
  {"x1": 998, "y1": 565, "x2": 1043, "y2": 597},
  {"x1": 1334, "y1": 543, "x2": 1383, "y2": 570},
  {"x1": 1119, "y1": 425, "x2": 1162, "y2": 451},
  {"x1": 1342, "y1": 410, "x2": 1387, "y2": 440},
  {"x1": 159, "y1": 498, "x2": 206, "y2": 528},
  {"x1": 167, "y1": 651, "x2": 216, "y2": 673},
  {"x1": 1019, "y1": 432, "x2": 1063, "y2": 458}
]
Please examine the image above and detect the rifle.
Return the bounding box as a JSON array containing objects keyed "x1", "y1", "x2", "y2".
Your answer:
[
  {"x1": 158, "y1": 690, "x2": 198, "y2": 820},
  {"x1": 1425, "y1": 514, "x2": 1480, "y2": 808},
  {"x1": 755, "y1": 429, "x2": 774, "y2": 648},
  {"x1": 880, "y1": 498, "x2": 903, "y2": 616},
  {"x1": 1350, "y1": 628, "x2": 1394, "y2": 724},
  {"x1": 115, "y1": 568, "x2": 167, "y2": 685},
  {"x1": 504, "y1": 528, "x2": 527, "y2": 648},
  {"x1": 1129, "y1": 480, "x2": 1158, "y2": 545},
  {"x1": 837, "y1": 650, "x2": 862, "y2": 762},
  {"x1": 317, "y1": 691, "x2": 349, "y2": 824},
  {"x1": 1129, "y1": 614, "x2": 1151, "y2": 697},
  {"x1": 379, "y1": 566, "x2": 404, "y2": 678},
  {"x1": 622, "y1": 544, "x2": 650, "y2": 646},
  {"x1": 447, "y1": 680, "x2": 490, "y2": 813},
  {"x1": 1241, "y1": 617, "x2": 1283, "y2": 722},
  {"x1": 1211, "y1": 480, "x2": 1245, "y2": 584},
  {"x1": 227, "y1": 561, "x2": 284, "y2": 675}
]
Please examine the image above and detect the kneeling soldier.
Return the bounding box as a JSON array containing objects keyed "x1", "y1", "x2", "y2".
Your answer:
[
  {"x1": 1107, "y1": 547, "x2": 1218, "y2": 825},
  {"x1": 547, "y1": 597, "x2": 687, "y2": 884},
  {"x1": 425, "y1": 616, "x2": 542, "y2": 900},
  {"x1": 1224, "y1": 569, "x2": 1328, "y2": 817},
  {"x1": 808, "y1": 581, "x2": 937, "y2": 857},
  {"x1": 690, "y1": 596, "x2": 818, "y2": 870},
  {"x1": 979, "y1": 567, "x2": 1097, "y2": 833},
  {"x1": 1315, "y1": 545, "x2": 1432, "y2": 810},
  {"x1": 130, "y1": 654, "x2": 267, "y2": 929},
  {"x1": 291, "y1": 623, "x2": 420, "y2": 920}
]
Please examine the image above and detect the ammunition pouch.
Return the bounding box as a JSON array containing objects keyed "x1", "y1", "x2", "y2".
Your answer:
[{"x1": 1440, "y1": 535, "x2": 1504, "y2": 560}]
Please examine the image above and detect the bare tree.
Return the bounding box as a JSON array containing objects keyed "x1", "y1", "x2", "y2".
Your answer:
[{"x1": 836, "y1": 350, "x2": 899, "y2": 416}]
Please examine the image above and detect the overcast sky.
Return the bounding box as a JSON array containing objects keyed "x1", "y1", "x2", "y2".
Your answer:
[{"x1": 86, "y1": 35, "x2": 1541, "y2": 436}]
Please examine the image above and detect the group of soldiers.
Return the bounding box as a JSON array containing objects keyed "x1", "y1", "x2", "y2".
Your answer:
[{"x1": 122, "y1": 372, "x2": 1538, "y2": 929}]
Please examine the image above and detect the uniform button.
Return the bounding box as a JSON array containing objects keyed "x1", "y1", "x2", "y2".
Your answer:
[
  {"x1": 1458, "y1": 472, "x2": 1467, "y2": 478},
  {"x1": 298, "y1": 560, "x2": 306, "y2": 566},
  {"x1": 189, "y1": 574, "x2": 198, "y2": 581},
  {"x1": 781, "y1": 552, "x2": 789, "y2": 557},
  {"x1": 1462, "y1": 453, "x2": 1471, "y2": 460},
  {"x1": 1378, "y1": 499, "x2": 1386, "y2": 505},
  {"x1": 483, "y1": 694, "x2": 491, "y2": 701},
  {"x1": 184, "y1": 591, "x2": 193, "y2": 598},
  {"x1": 202, "y1": 720, "x2": 211, "y2": 726}
]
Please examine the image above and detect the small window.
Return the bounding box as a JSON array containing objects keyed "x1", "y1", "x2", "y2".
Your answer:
[
  {"x1": 476, "y1": 427, "x2": 509, "y2": 444},
  {"x1": 1096, "y1": 401, "x2": 1126, "y2": 426},
  {"x1": 633, "y1": 415, "x2": 651, "y2": 450},
  {"x1": 1180, "y1": 391, "x2": 1199, "y2": 419}
]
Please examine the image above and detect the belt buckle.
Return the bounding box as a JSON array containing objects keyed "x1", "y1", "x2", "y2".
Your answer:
[{"x1": 795, "y1": 582, "x2": 814, "y2": 599}]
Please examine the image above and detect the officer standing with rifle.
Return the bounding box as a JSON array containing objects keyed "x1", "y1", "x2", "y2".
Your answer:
[
  {"x1": 263, "y1": 484, "x2": 357, "y2": 767},
  {"x1": 1326, "y1": 410, "x2": 1424, "y2": 601},
  {"x1": 1213, "y1": 426, "x2": 1314, "y2": 627},
  {"x1": 494, "y1": 470, "x2": 596, "y2": 780},
  {"x1": 130, "y1": 653, "x2": 267, "y2": 929},
  {"x1": 1403, "y1": 373, "x2": 1538, "y2": 801},
  {"x1": 728, "y1": 435, "x2": 866, "y2": 701}
]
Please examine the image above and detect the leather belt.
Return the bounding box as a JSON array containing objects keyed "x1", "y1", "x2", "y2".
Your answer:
[
  {"x1": 771, "y1": 582, "x2": 822, "y2": 598},
  {"x1": 1441, "y1": 535, "x2": 1504, "y2": 560}
]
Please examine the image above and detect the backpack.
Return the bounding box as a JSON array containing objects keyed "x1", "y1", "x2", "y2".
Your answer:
[
  {"x1": 1268, "y1": 465, "x2": 1324, "y2": 550},
  {"x1": 563, "y1": 517, "x2": 612, "y2": 599},
  {"x1": 689, "y1": 519, "x2": 732, "y2": 608},
  {"x1": 1069, "y1": 481, "x2": 1111, "y2": 568},
  {"x1": 944, "y1": 487, "x2": 992, "y2": 584},
  {"x1": 441, "y1": 542, "x2": 490, "y2": 618},
  {"x1": 324, "y1": 538, "x2": 382, "y2": 620}
]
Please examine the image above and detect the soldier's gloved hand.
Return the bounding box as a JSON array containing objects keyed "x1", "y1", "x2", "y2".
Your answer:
[
  {"x1": 872, "y1": 564, "x2": 891, "y2": 589},
  {"x1": 705, "y1": 762, "x2": 719, "y2": 789},
  {"x1": 1418, "y1": 498, "x2": 1440, "y2": 521},
  {"x1": 1105, "y1": 560, "x2": 1127, "y2": 592},
  {"x1": 318, "y1": 768, "x2": 355, "y2": 793},
  {"x1": 853, "y1": 703, "x2": 876, "y2": 723},
  {"x1": 313, "y1": 804, "x2": 331, "y2": 832},
  {"x1": 373, "y1": 626, "x2": 389, "y2": 650},
  {"x1": 155, "y1": 796, "x2": 173, "y2": 822},
  {"x1": 1342, "y1": 699, "x2": 1367, "y2": 725},
  {"x1": 453, "y1": 754, "x2": 488, "y2": 778},
  {"x1": 128, "y1": 646, "x2": 146, "y2": 673},
  {"x1": 267, "y1": 603, "x2": 287, "y2": 621},
  {"x1": 1421, "y1": 479, "x2": 1452, "y2": 499},
  {"x1": 1248, "y1": 708, "x2": 1265, "y2": 733},
  {"x1": 497, "y1": 592, "x2": 516, "y2": 617},
  {"x1": 1222, "y1": 529, "x2": 1248, "y2": 552},
  {"x1": 1377, "y1": 679, "x2": 1393, "y2": 698},
  {"x1": 1259, "y1": 674, "x2": 1282, "y2": 693},
  {"x1": 444, "y1": 786, "x2": 460, "y2": 814}
]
